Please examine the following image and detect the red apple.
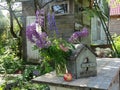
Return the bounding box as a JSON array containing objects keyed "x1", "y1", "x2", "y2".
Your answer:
[
  {"x1": 15, "y1": 70, "x2": 22, "y2": 74},
  {"x1": 63, "y1": 73, "x2": 72, "y2": 81}
]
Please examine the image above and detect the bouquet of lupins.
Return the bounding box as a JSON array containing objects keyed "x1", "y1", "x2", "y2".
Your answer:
[{"x1": 26, "y1": 9, "x2": 89, "y2": 75}]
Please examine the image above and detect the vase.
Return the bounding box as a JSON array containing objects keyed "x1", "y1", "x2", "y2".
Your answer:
[{"x1": 55, "y1": 63, "x2": 67, "y2": 76}]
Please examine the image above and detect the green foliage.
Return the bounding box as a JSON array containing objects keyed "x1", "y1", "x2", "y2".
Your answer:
[
  {"x1": 0, "y1": 36, "x2": 52, "y2": 89},
  {"x1": 39, "y1": 38, "x2": 74, "y2": 74},
  {"x1": 0, "y1": 53, "x2": 23, "y2": 74},
  {"x1": 0, "y1": 38, "x2": 23, "y2": 74},
  {"x1": 11, "y1": 82, "x2": 49, "y2": 90},
  {"x1": 2, "y1": 58, "x2": 22, "y2": 74},
  {"x1": 13, "y1": 18, "x2": 22, "y2": 36},
  {"x1": 0, "y1": 17, "x2": 23, "y2": 73},
  {"x1": 1, "y1": 74, "x2": 49, "y2": 90},
  {"x1": 40, "y1": 58, "x2": 54, "y2": 74},
  {"x1": 22, "y1": 65, "x2": 40, "y2": 81},
  {"x1": 113, "y1": 35, "x2": 120, "y2": 57},
  {"x1": 13, "y1": 75, "x2": 49, "y2": 90}
]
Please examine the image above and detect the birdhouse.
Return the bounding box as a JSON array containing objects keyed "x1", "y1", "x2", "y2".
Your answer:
[{"x1": 67, "y1": 44, "x2": 97, "y2": 79}]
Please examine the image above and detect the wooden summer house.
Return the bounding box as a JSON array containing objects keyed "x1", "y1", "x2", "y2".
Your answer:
[{"x1": 16, "y1": 0, "x2": 108, "y2": 63}]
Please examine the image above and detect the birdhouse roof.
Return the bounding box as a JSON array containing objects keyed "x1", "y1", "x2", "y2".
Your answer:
[{"x1": 70, "y1": 44, "x2": 97, "y2": 60}]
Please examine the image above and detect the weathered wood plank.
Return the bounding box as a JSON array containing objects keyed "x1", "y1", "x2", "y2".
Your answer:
[{"x1": 108, "y1": 70, "x2": 119, "y2": 90}]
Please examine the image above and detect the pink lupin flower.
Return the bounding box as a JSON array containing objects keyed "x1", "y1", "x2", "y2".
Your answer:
[{"x1": 59, "y1": 44, "x2": 69, "y2": 52}]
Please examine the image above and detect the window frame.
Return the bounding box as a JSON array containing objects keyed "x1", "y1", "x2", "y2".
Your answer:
[{"x1": 50, "y1": 1, "x2": 70, "y2": 16}]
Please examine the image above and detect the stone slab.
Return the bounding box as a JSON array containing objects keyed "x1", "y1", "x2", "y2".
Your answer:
[{"x1": 32, "y1": 58, "x2": 120, "y2": 90}]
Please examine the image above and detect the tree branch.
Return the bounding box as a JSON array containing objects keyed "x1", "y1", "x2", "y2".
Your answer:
[
  {"x1": 9, "y1": 3, "x2": 18, "y2": 38},
  {"x1": 2, "y1": 1, "x2": 23, "y2": 37},
  {"x1": 33, "y1": 0, "x2": 54, "y2": 11}
]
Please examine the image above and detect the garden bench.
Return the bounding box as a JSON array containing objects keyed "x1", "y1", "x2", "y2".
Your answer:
[{"x1": 32, "y1": 58, "x2": 120, "y2": 90}]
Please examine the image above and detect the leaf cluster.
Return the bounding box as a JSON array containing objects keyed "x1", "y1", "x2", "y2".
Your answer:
[
  {"x1": 40, "y1": 38, "x2": 74, "y2": 66},
  {"x1": 113, "y1": 35, "x2": 120, "y2": 57}
]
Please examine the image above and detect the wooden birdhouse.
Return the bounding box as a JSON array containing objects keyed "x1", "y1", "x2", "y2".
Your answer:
[{"x1": 67, "y1": 44, "x2": 97, "y2": 79}]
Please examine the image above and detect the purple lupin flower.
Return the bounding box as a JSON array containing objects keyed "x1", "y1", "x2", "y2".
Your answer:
[
  {"x1": 39, "y1": 9, "x2": 44, "y2": 15},
  {"x1": 47, "y1": 12, "x2": 53, "y2": 31},
  {"x1": 26, "y1": 9, "x2": 52, "y2": 49},
  {"x1": 68, "y1": 31, "x2": 81, "y2": 43},
  {"x1": 39, "y1": 9, "x2": 45, "y2": 27},
  {"x1": 38, "y1": 16, "x2": 44, "y2": 27},
  {"x1": 26, "y1": 27, "x2": 34, "y2": 42},
  {"x1": 80, "y1": 27, "x2": 89, "y2": 37},
  {"x1": 51, "y1": 13, "x2": 59, "y2": 34},
  {"x1": 35, "y1": 32, "x2": 51, "y2": 48},
  {"x1": 35, "y1": 9, "x2": 45, "y2": 27},
  {"x1": 35, "y1": 32, "x2": 46, "y2": 48},
  {"x1": 36, "y1": 39, "x2": 44, "y2": 48},
  {"x1": 26, "y1": 22, "x2": 51, "y2": 49},
  {"x1": 68, "y1": 27, "x2": 89, "y2": 43},
  {"x1": 36, "y1": 10, "x2": 39, "y2": 23},
  {"x1": 47, "y1": 12, "x2": 59, "y2": 34},
  {"x1": 33, "y1": 70, "x2": 40, "y2": 76},
  {"x1": 73, "y1": 31, "x2": 80, "y2": 39},
  {"x1": 40, "y1": 32, "x2": 47, "y2": 39},
  {"x1": 40, "y1": 32, "x2": 51, "y2": 48},
  {"x1": 26, "y1": 23, "x2": 36, "y2": 43}
]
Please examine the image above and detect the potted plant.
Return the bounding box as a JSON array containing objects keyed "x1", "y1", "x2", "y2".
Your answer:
[{"x1": 26, "y1": 9, "x2": 89, "y2": 76}]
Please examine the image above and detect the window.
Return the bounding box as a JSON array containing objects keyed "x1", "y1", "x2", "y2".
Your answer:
[
  {"x1": 51, "y1": 1, "x2": 69, "y2": 15},
  {"x1": 91, "y1": 16, "x2": 107, "y2": 45}
]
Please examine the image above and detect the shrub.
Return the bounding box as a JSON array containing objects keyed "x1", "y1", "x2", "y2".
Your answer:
[{"x1": 113, "y1": 35, "x2": 120, "y2": 57}]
